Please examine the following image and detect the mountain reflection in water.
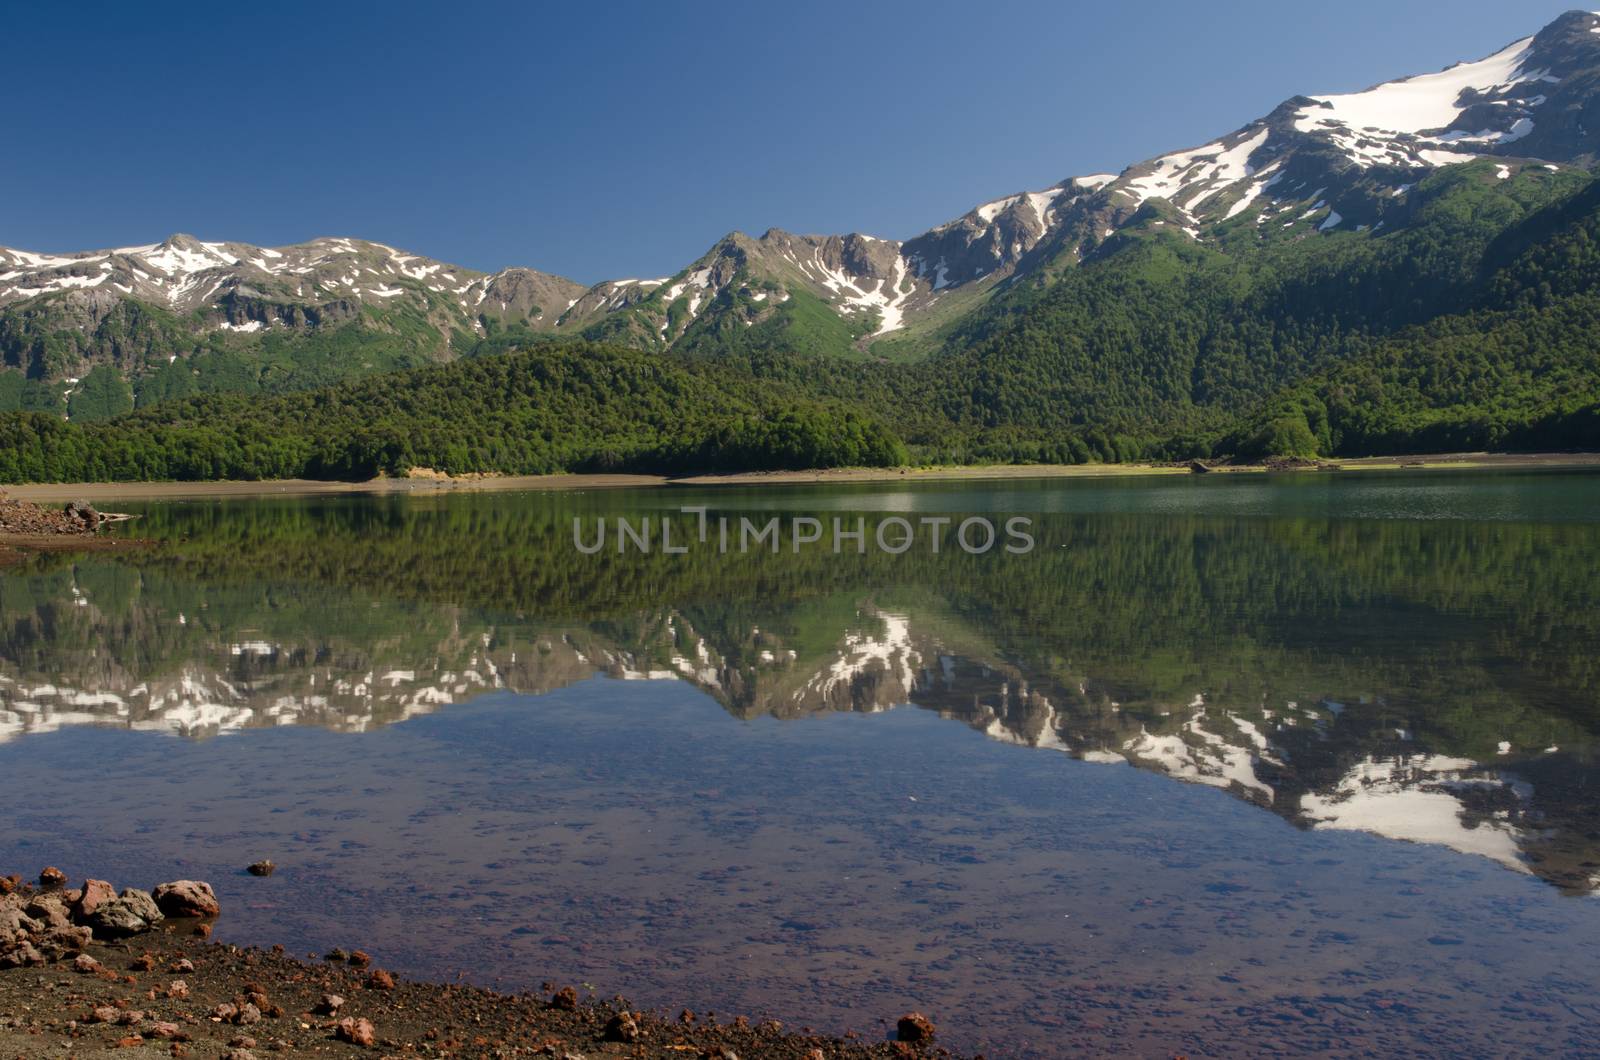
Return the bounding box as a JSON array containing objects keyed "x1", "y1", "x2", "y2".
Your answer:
[{"x1": 2, "y1": 474, "x2": 1597, "y2": 897}]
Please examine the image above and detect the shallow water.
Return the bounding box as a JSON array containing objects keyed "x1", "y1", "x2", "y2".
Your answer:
[{"x1": 2, "y1": 470, "x2": 1598, "y2": 1056}]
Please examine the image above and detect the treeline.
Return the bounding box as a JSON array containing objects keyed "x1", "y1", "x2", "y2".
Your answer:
[{"x1": 0, "y1": 343, "x2": 907, "y2": 482}]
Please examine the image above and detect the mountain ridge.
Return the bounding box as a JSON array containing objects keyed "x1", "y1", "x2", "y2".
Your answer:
[{"x1": 5, "y1": 9, "x2": 1600, "y2": 423}]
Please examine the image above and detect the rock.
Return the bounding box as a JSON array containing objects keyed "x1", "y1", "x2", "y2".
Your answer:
[
  {"x1": 228, "y1": 1036, "x2": 258, "y2": 1049},
  {"x1": 213, "y1": 1003, "x2": 240, "y2": 1022},
  {"x1": 315, "y1": 994, "x2": 344, "y2": 1015},
  {"x1": 897, "y1": 1012, "x2": 936, "y2": 1043},
  {"x1": 246, "y1": 861, "x2": 275, "y2": 877},
  {"x1": 87, "y1": 898, "x2": 154, "y2": 939},
  {"x1": 347, "y1": 949, "x2": 371, "y2": 968},
  {"x1": 167, "y1": 979, "x2": 190, "y2": 1000},
  {"x1": 72, "y1": 953, "x2": 101, "y2": 973},
  {"x1": 64, "y1": 501, "x2": 101, "y2": 531},
  {"x1": 1189, "y1": 459, "x2": 1212, "y2": 474},
  {"x1": 223, "y1": 1050, "x2": 255, "y2": 1060},
  {"x1": 118, "y1": 888, "x2": 164, "y2": 925},
  {"x1": 365, "y1": 969, "x2": 395, "y2": 991},
  {"x1": 169, "y1": 957, "x2": 195, "y2": 973},
  {"x1": 130, "y1": 953, "x2": 156, "y2": 972},
  {"x1": 147, "y1": 1021, "x2": 184, "y2": 1040},
  {"x1": 23, "y1": 895, "x2": 71, "y2": 929},
  {"x1": 73, "y1": 879, "x2": 116, "y2": 921},
  {"x1": 152, "y1": 880, "x2": 219, "y2": 918},
  {"x1": 38, "y1": 866, "x2": 67, "y2": 888},
  {"x1": 193, "y1": 923, "x2": 212, "y2": 938},
  {"x1": 550, "y1": 986, "x2": 579, "y2": 1010},
  {"x1": 602, "y1": 1012, "x2": 640, "y2": 1043},
  {"x1": 234, "y1": 1003, "x2": 262, "y2": 1026},
  {"x1": 36, "y1": 924, "x2": 92, "y2": 959},
  {"x1": 334, "y1": 1016, "x2": 376, "y2": 1047},
  {"x1": 0, "y1": 906, "x2": 41, "y2": 947},
  {"x1": 0, "y1": 941, "x2": 42, "y2": 968},
  {"x1": 87, "y1": 1005, "x2": 119, "y2": 1024}
]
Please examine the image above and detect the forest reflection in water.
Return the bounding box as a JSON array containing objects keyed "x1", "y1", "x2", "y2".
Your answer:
[{"x1": 2, "y1": 472, "x2": 1597, "y2": 895}]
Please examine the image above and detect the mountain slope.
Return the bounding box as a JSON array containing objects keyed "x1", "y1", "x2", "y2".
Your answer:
[{"x1": 5, "y1": 10, "x2": 1600, "y2": 432}]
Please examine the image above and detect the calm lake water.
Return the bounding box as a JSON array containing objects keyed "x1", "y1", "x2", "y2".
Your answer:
[{"x1": 2, "y1": 470, "x2": 1598, "y2": 1057}]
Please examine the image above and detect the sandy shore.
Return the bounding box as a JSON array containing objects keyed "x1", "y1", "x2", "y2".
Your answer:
[{"x1": 2, "y1": 452, "x2": 1596, "y2": 504}]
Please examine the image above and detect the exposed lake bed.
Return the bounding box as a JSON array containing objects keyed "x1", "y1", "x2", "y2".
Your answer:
[{"x1": 2, "y1": 470, "x2": 1597, "y2": 1056}]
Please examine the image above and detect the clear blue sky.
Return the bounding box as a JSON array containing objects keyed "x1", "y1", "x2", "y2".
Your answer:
[{"x1": 0, "y1": 0, "x2": 1579, "y2": 282}]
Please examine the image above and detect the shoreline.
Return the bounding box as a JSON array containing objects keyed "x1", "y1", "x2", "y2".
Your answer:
[
  {"x1": 0, "y1": 451, "x2": 1596, "y2": 504},
  {"x1": 1, "y1": 869, "x2": 953, "y2": 1058}
]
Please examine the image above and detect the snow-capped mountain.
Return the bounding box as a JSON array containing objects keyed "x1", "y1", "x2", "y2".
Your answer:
[{"x1": 4, "y1": 10, "x2": 1600, "y2": 391}]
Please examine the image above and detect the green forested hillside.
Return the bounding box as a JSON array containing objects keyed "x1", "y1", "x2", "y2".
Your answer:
[
  {"x1": 0, "y1": 343, "x2": 907, "y2": 482},
  {"x1": 4, "y1": 164, "x2": 1600, "y2": 482}
]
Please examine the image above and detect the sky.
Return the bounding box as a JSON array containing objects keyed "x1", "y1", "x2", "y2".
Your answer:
[{"x1": 0, "y1": 0, "x2": 1582, "y2": 283}]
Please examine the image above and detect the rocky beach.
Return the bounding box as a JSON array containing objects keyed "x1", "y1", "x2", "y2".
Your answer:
[{"x1": 1, "y1": 869, "x2": 956, "y2": 1059}]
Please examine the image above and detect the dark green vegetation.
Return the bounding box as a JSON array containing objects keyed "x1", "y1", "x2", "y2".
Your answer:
[
  {"x1": 4, "y1": 162, "x2": 1600, "y2": 481},
  {"x1": 0, "y1": 343, "x2": 907, "y2": 481}
]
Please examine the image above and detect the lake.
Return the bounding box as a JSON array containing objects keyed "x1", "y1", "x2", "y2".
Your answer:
[{"x1": 2, "y1": 470, "x2": 1598, "y2": 1057}]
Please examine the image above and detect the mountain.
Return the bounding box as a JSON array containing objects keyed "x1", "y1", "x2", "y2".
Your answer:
[{"x1": 5, "y1": 10, "x2": 1600, "y2": 457}]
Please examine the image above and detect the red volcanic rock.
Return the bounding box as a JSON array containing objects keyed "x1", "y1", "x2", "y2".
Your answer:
[
  {"x1": 347, "y1": 949, "x2": 371, "y2": 969},
  {"x1": 897, "y1": 1012, "x2": 936, "y2": 1043},
  {"x1": 152, "y1": 880, "x2": 219, "y2": 918},
  {"x1": 335, "y1": 1016, "x2": 376, "y2": 1047},
  {"x1": 246, "y1": 860, "x2": 275, "y2": 877},
  {"x1": 365, "y1": 969, "x2": 395, "y2": 991},
  {"x1": 549, "y1": 986, "x2": 579, "y2": 1010},
  {"x1": 603, "y1": 1012, "x2": 641, "y2": 1043},
  {"x1": 38, "y1": 866, "x2": 67, "y2": 888},
  {"x1": 74, "y1": 878, "x2": 116, "y2": 920}
]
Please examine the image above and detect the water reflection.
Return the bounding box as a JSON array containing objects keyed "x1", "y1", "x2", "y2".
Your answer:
[{"x1": 2, "y1": 477, "x2": 1597, "y2": 896}]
